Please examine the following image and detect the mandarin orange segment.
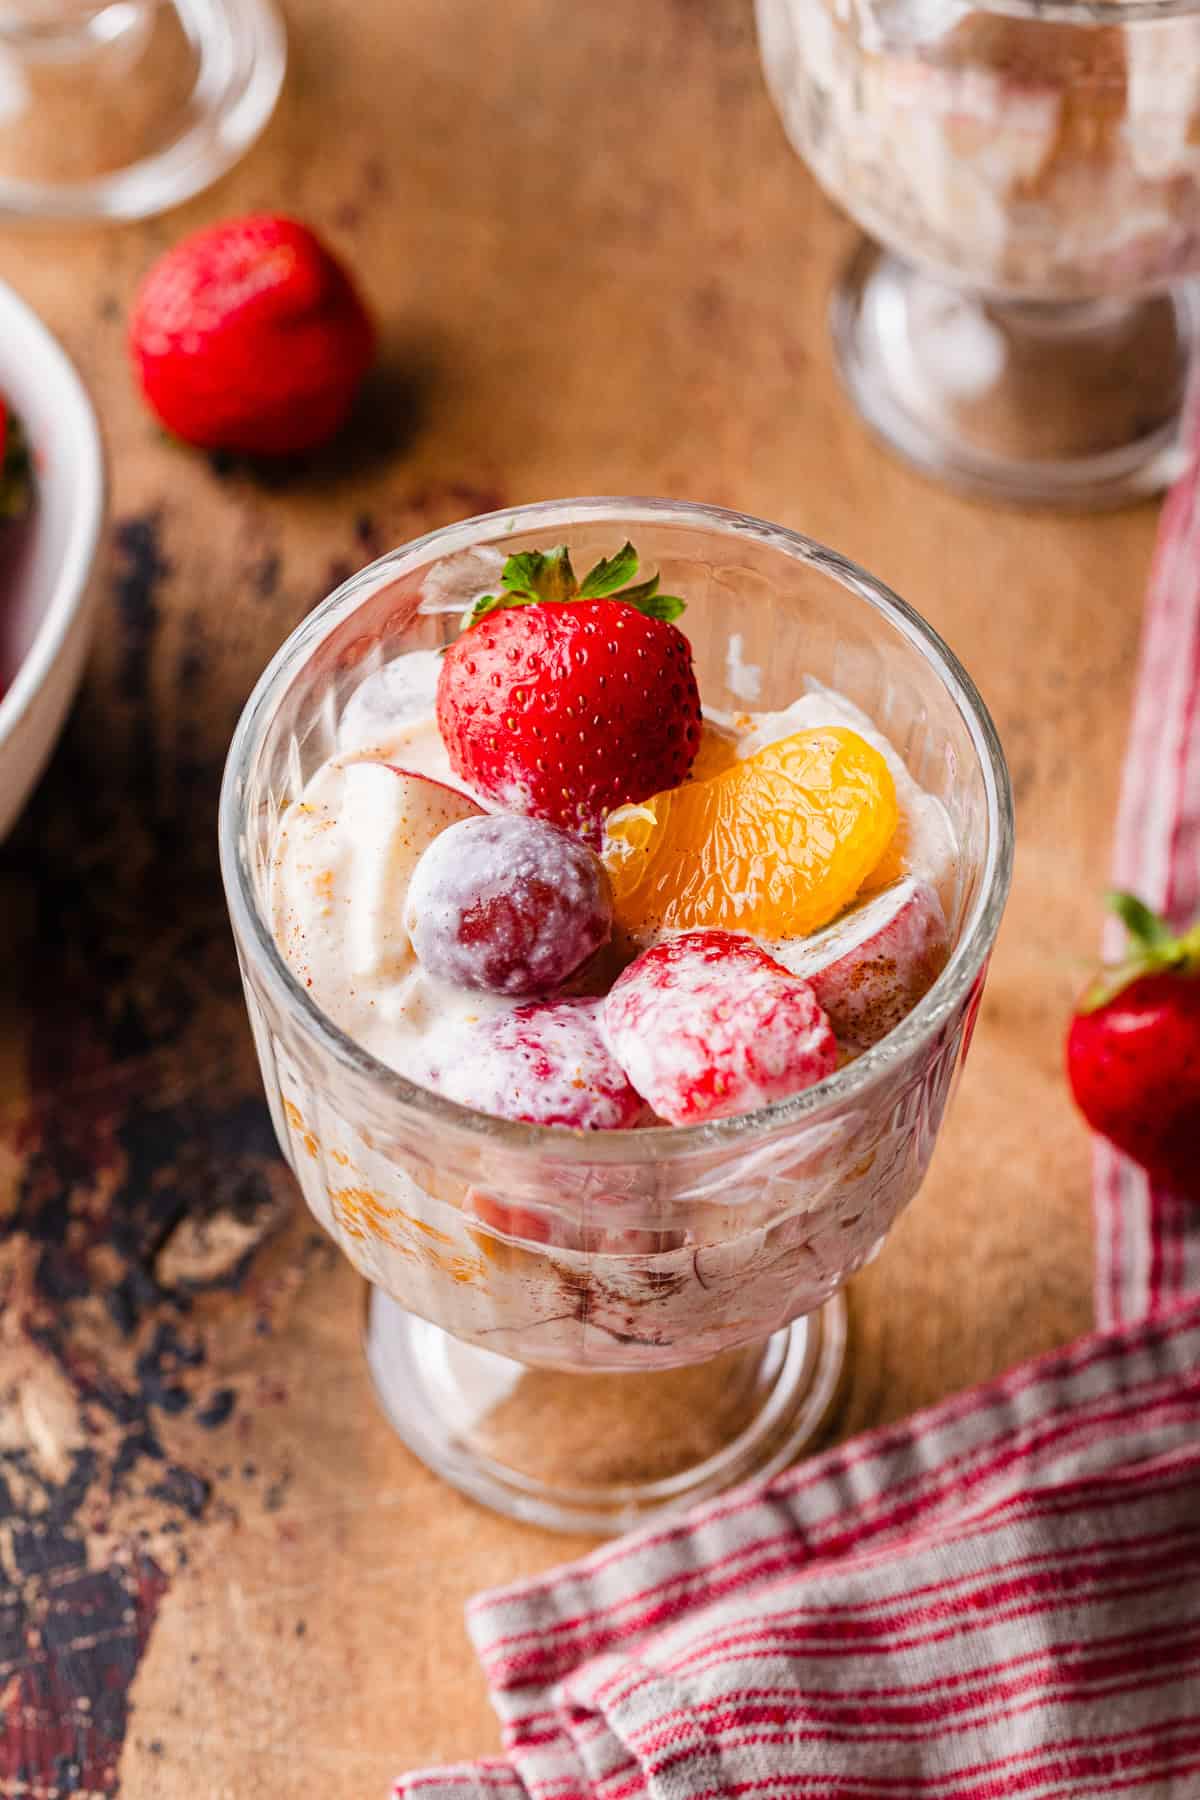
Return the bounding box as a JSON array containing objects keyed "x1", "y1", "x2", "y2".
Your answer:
[
  {"x1": 859, "y1": 830, "x2": 908, "y2": 896},
  {"x1": 603, "y1": 727, "x2": 898, "y2": 938}
]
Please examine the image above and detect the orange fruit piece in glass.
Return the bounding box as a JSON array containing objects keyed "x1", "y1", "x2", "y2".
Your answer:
[
  {"x1": 859, "y1": 826, "x2": 908, "y2": 896},
  {"x1": 603, "y1": 727, "x2": 898, "y2": 939}
]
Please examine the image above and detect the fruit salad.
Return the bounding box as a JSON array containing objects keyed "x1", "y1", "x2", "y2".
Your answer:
[
  {"x1": 271, "y1": 542, "x2": 954, "y2": 1126},
  {"x1": 262, "y1": 541, "x2": 964, "y2": 1367}
]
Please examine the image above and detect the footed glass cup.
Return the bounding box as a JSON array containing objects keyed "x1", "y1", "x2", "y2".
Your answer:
[
  {"x1": 757, "y1": 0, "x2": 1200, "y2": 507},
  {"x1": 220, "y1": 498, "x2": 1013, "y2": 1534},
  {"x1": 0, "y1": 0, "x2": 284, "y2": 220}
]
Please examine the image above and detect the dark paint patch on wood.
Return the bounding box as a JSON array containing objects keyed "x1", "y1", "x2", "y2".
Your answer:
[
  {"x1": 334, "y1": 154, "x2": 389, "y2": 230},
  {"x1": 0, "y1": 1434, "x2": 167, "y2": 1794},
  {"x1": 195, "y1": 1388, "x2": 237, "y2": 1430},
  {"x1": 254, "y1": 550, "x2": 282, "y2": 598},
  {"x1": 150, "y1": 1466, "x2": 211, "y2": 1520},
  {"x1": 355, "y1": 511, "x2": 382, "y2": 556},
  {"x1": 263, "y1": 1468, "x2": 292, "y2": 1513},
  {"x1": 177, "y1": 623, "x2": 208, "y2": 694},
  {"x1": 113, "y1": 511, "x2": 170, "y2": 704},
  {"x1": 0, "y1": 530, "x2": 291, "y2": 1790}
]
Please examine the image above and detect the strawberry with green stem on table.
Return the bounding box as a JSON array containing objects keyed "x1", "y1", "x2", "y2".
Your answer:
[{"x1": 1067, "y1": 891, "x2": 1200, "y2": 1198}]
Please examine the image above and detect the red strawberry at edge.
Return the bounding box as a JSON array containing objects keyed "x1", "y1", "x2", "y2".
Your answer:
[
  {"x1": 128, "y1": 215, "x2": 375, "y2": 455},
  {"x1": 1067, "y1": 891, "x2": 1200, "y2": 1197},
  {"x1": 437, "y1": 542, "x2": 701, "y2": 836}
]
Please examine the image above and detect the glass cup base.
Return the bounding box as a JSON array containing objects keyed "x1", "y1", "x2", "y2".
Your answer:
[
  {"x1": 364, "y1": 1287, "x2": 849, "y2": 1536},
  {"x1": 832, "y1": 241, "x2": 1200, "y2": 510},
  {"x1": 0, "y1": 0, "x2": 285, "y2": 221}
]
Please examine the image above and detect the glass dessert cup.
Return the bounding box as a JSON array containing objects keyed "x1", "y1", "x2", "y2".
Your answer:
[
  {"x1": 0, "y1": 0, "x2": 285, "y2": 221},
  {"x1": 219, "y1": 498, "x2": 1014, "y2": 1535},
  {"x1": 756, "y1": 0, "x2": 1200, "y2": 507}
]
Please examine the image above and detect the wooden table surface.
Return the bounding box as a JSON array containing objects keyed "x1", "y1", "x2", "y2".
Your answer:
[{"x1": 0, "y1": 0, "x2": 1156, "y2": 1792}]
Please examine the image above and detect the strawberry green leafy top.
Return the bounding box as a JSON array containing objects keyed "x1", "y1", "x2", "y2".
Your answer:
[
  {"x1": 1080, "y1": 889, "x2": 1200, "y2": 1012},
  {"x1": 461, "y1": 541, "x2": 685, "y2": 631}
]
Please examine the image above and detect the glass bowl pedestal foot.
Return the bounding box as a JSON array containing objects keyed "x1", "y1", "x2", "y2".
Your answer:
[
  {"x1": 0, "y1": 0, "x2": 286, "y2": 221},
  {"x1": 364, "y1": 1288, "x2": 849, "y2": 1536},
  {"x1": 833, "y1": 243, "x2": 1200, "y2": 509}
]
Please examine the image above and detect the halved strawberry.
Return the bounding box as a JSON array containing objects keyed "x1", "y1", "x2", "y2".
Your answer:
[{"x1": 436, "y1": 542, "x2": 702, "y2": 837}]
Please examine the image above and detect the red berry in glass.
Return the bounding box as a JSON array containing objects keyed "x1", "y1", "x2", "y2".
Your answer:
[{"x1": 405, "y1": 813, "x2": 613, "y2": 997}]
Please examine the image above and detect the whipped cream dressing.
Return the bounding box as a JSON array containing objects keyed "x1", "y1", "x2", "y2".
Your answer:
[{"x1": 270, "y1": 655, "x2": 956, "y2": 1096}]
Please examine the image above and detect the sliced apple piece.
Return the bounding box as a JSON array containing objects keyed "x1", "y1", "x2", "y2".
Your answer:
[
  {"x1": 271, "y1": 761, "x2": 483, "y2": 1001},
  {"x1": 769, "y1": 877, "x2": 950, "y2": 1051}
]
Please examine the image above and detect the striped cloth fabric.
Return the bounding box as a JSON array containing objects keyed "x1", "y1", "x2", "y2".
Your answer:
[
  {"x1": 1094, "y1": 442, "x2": 1200, "y2": 1328},
  {"x1": 399, "y1": 1304, "x2": 1200, "y2": 1800},
  {"x1": 397, "y1": 452, "x2": 1200, "y2": 1800}
]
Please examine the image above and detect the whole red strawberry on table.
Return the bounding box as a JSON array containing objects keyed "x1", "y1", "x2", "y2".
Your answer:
[
  {"x1": 1067, "y1": 892, "x2": 1200, "y2": 1198},
  {"x1": 128, "y1": 214, "x2": 375, "y2": 456}
]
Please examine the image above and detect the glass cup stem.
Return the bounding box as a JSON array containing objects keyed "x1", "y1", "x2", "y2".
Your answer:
[
  {"x1": 364, "y1": 1288, "x2": 849, "y2": 1535},
  {"x1": 832, "y1": 243, "x2": 1200, "y2": 508}
]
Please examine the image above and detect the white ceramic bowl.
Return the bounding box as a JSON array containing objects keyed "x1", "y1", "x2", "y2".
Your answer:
[{"x1": 0, "y1": 280, "x2": 105, "y2": 840}]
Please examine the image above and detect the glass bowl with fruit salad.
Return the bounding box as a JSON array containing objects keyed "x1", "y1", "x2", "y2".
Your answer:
[
  {"x1": 220, "y1": 497, "x2": 1013, "y2": 1534},
  {"x1": 756, "y1": 0, "x2": 1200, "y2": 505}
]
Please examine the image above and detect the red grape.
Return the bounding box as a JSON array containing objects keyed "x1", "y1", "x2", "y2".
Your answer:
[{"x1": 405, "y1": 814, "x2": 612, "y2": 996}]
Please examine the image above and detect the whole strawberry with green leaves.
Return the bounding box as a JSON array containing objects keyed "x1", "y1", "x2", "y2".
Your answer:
[
  {"x1": 436, "y1": 541, "x2": 702, "y2": 837},
  {"x1": 1067, "y1": 891, "x2": 1200, "y2": 1196}
]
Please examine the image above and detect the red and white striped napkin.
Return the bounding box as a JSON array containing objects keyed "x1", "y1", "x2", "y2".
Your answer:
[
  {"x1": 397, "y1": 456, "x2": 1200, "y2": 1800},
  {"x1": 402, "y1": 1305, "x2": 1200, "y2": 1800},
  {"x1": 1095, "y1": 445, "x2": 1200, "y2": 1328}
]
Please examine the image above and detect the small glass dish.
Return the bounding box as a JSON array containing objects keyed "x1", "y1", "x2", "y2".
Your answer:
[
  {"x1": 219, "y1": 498, "x2": 1013, "y2": 1535},
  {"x1": 756, "y1": 0, "x2": 1200, "y2": 506},
  {"x1": 0, "y1": 0, "x2": 285, "y2": 221}
]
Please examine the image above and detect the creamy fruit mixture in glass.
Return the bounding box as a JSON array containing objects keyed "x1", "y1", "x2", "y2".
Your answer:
[
  {"x1": 264, "y1": 540, "x2": 961, "y2": 1368},
  {"x1": 272, "y1": 661, "x2": 956, "y2": 1085},
  {"x1": 761, "y1": 0, "x2": 1200, "y2": 299}
]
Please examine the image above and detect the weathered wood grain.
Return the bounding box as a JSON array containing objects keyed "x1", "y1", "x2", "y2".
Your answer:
[{"x1": 0, "y1": 0, "x2": 1148, "y2": 1790}]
